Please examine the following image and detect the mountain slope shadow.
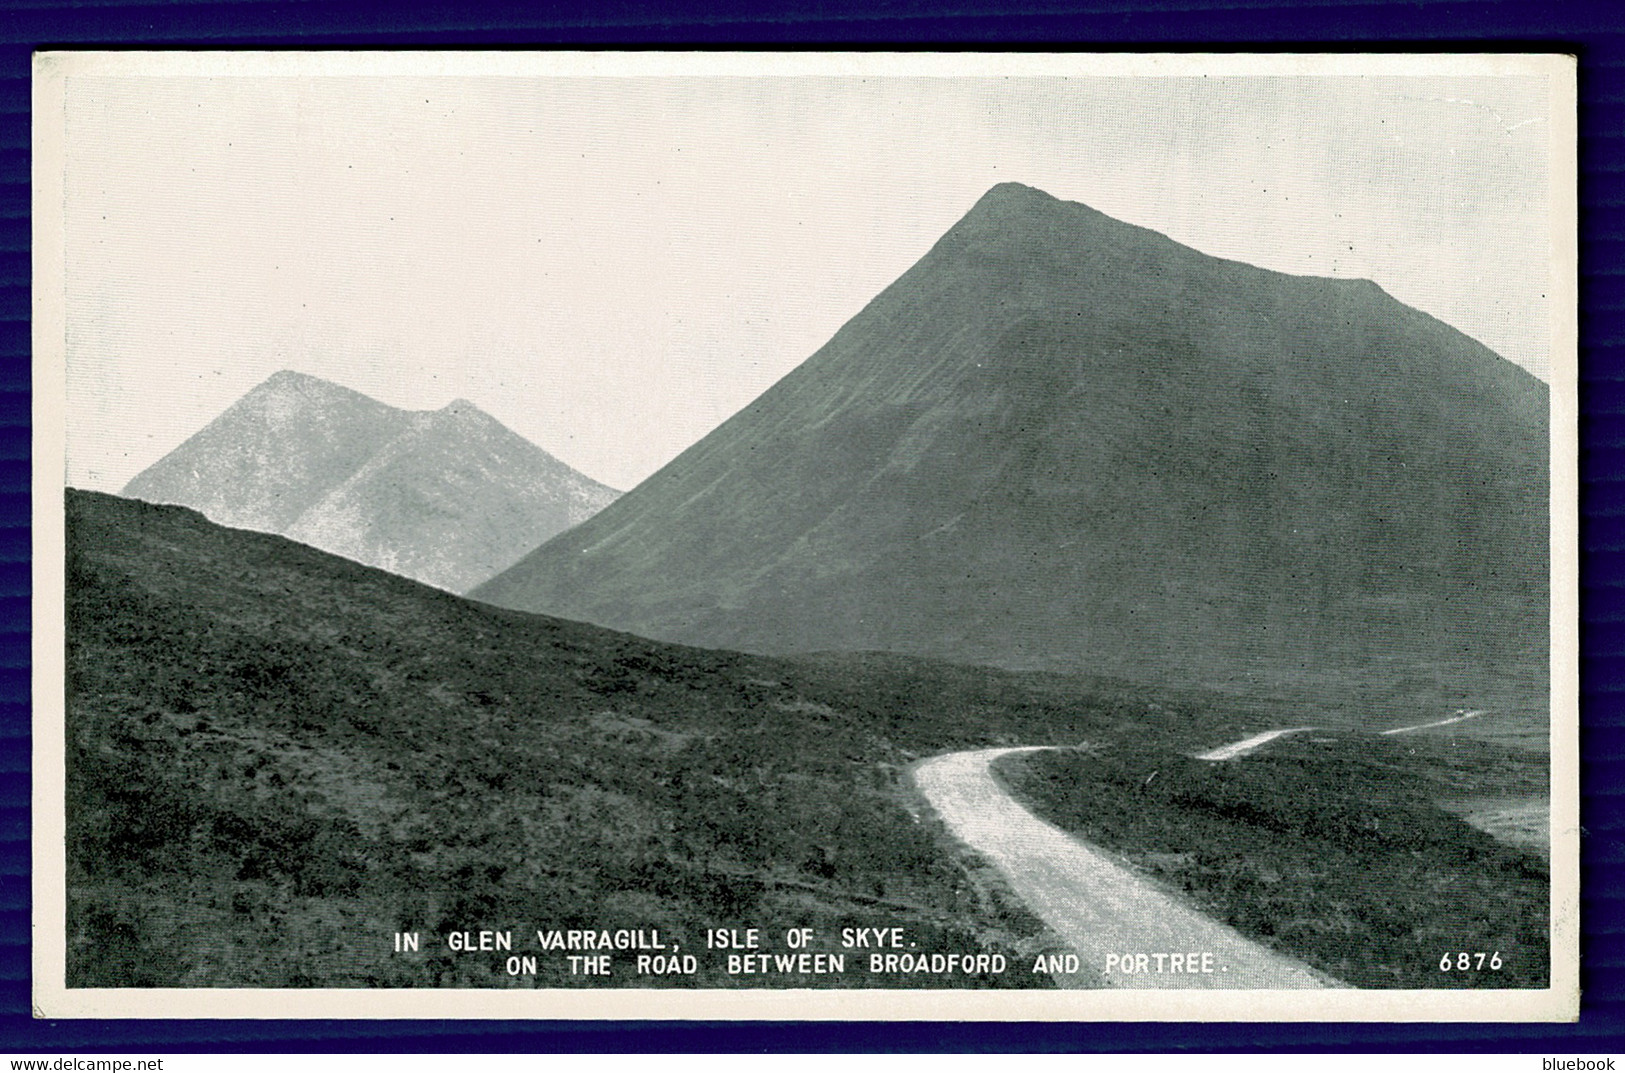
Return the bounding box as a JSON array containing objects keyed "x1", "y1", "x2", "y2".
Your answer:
[{"x1": 475, "y1": 183, "x2": 1548, "y2": 735}]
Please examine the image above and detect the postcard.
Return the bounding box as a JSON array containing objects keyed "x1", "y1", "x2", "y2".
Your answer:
[{"x1": 31, "y1": 51, "x2": 1578, "y2": 1020}]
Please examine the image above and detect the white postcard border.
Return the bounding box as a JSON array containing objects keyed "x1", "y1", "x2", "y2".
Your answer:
[{"x1": 30, "y1": 49, "x2": 1581, "y2": 1022}]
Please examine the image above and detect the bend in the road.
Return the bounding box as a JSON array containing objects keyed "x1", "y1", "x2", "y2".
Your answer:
[{"x1": 912, "y1": 745, "x2": 1336, "y2": 990}]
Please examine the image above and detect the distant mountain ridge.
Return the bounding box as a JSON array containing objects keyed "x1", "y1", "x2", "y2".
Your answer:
[
  {"x1": 474, "y1": 182, "x2": 1549, "y2": 720},
  {"x1": 122, "y1": 371, "x2": 619, "y2": 592}
]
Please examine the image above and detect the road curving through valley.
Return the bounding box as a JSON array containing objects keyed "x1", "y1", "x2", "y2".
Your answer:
[{"x1": 911, "y1": 744, "x2": 1338, "y2": 990}]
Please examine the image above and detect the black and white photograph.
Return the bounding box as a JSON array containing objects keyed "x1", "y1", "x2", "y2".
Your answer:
[{"x1": 30, "y1": 51, "x2": 1578, "y2": 1020}]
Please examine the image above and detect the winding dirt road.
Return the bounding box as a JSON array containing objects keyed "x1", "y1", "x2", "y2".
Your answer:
[
  {"x1": 912, "y1": 746, "x2": 1335, "y2": 989},
  {"x1": 1194, "y1": 727, "x2": 1315, "y2": 761},
  {"x1": 1380, "y1": 709, "x2": 1484, "y2": 735}
]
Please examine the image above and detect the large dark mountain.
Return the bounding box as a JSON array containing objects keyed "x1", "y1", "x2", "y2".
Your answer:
[
  {"x1": 122, "y1": 371, "x2": 620, "y2": 592},
  {"x1": 475, "y1": 183, "x2": 1548, "y2": 711}
]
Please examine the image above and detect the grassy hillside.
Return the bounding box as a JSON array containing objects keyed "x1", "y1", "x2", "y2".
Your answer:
[
  {"x1": 67, "y1": 490, "x2": 1250, "y2": 989},
  {"x1": 65, "y1": 491, "x2": 1550, "y2": 990},
  {"x1": 996, "y1": 735, "x2": 1549, "y2": 989}
]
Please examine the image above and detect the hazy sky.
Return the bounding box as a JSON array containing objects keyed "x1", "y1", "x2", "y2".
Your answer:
[{"x1": 52, "y1": 56, "x2": 1566, "y2": 492}]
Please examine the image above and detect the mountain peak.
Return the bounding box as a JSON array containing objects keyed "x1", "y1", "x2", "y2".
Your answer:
[
  {"x1": 960, "y1": 182, "x2": 1076, "y2": 225},
  {"x1": 249, "y1": 369, "x2": 379, "y2": 410},
  {"x1": 976, "y1": 181, "x2": 1062, "y2": 207},
  {"x1": 966, "y1": 181, "x2": 1118, "y2": 223},
  {"x1": 122, "y1": 374, "x2": 621, "y2": 593},
  {"x1": 261, "y1": 369, "x2": 340, "y2": 392},
  {"x1": 476, "y1": 180, "x2": 1548, "y2": 711},
  {"x1": 940, "y1": 182, "x2": 1165, "y2": 265},
  {"x1": 435, "y1": 398, "x2": 506, "y2": 434}
]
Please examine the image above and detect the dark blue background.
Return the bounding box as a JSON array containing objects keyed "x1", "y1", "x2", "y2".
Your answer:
[{"x1": 1, "y1": 0, "x2": 1618, "y2": 1053}]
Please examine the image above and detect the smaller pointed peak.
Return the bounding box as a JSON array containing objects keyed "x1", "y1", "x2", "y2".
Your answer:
[
  {"x1": 435, "y1": 398, "x2": 506, "y2": 431},
  {"x1": 244, "y1": 372, "x2": 393, "y2": 418},
  {"x1": 257, "y1": 369, "x2": 347, "y2": 395}
]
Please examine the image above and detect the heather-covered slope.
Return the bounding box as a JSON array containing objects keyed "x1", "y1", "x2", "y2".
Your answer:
[
  {"x1": 63, "y1": 490, "x2": 1548, "y2": 988},
  {"x1": 58, "y1": 489, "x2": 1151, "y2": 987}
]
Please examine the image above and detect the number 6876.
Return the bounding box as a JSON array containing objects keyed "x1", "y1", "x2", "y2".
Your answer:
[{"x1": 1439, "y1": 951, "x2": 1503, "y2": 971}]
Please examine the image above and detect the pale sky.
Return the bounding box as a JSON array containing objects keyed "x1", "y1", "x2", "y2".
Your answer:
[{"x1": 53, "y1": 58, "x2": 1565, "y2": 492}]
